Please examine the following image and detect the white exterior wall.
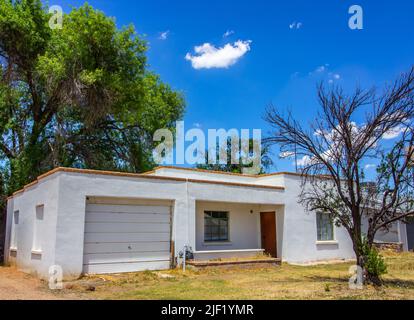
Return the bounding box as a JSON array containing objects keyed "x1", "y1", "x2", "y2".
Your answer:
[
  {"x1": 399, "y1": 222, "x2": 409, "y2": 251},
  {"x1": 5, "y1": 170, "x2": 284, "y2": 279},
  {"x1": 4, "y1": 175, "x2": 60, "y2": 278},
  {"x1": 5, "y1": 167, "x2": 408, "y2": 279},
  {"x1": 149, "y1": 167, "x2": 259, "y2": 184},
  {"x1": 54, "y1": 172, "x2": 190, "y2": 278},
  {"x1": 196, "y1": 201, "x2": 261, "y2": 252},
  {"x1": 280, "y1": 175, "x2": 356, "y2": 263}
]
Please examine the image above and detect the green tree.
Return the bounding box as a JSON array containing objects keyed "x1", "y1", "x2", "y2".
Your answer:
[
  {"x1": 0, "y1": 0, "x2": 185, "y2": 205},
  {"x1": 197, "y1": 138, "x2": 273, "y2": 174}
]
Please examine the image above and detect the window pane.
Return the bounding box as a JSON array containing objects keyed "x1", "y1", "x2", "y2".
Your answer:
[
  {"x1": 316, "y1": 212, "x2": 334, "y2": 241},
  {"x1": 204, "y1": 211, "x2": 229, "y2": 241}
]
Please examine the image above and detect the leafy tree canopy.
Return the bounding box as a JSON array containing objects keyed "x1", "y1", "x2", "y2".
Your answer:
[{"x1": 0, "y1": 1, "x2": 185, "y2": 203}]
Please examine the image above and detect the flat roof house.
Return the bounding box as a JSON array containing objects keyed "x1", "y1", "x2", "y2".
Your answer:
[{"x1": 3, "y1": 166, "x2": 409, "y2": 279}]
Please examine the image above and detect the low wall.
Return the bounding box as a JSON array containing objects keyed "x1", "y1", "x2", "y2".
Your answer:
[
  {"x1": 193, "y1": 249, "x2": 265, "y2": 261},
  {"x1": 373, "y1": 242, "x2": 403, "y2": 252}
]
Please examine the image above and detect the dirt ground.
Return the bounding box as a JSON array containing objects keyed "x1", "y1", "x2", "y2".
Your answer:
[
  {"x1": 1, "y1": 251, "x2": 414, "y2": 300},
  {"x1": 0, "y1": 267, "x2": 87, "y2": 300},
  {"x1": 0, "y1": 267, "x2": 58, "y2": 300}
]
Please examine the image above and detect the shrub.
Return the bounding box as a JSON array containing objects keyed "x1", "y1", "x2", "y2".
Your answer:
[{"x1": 361, "y1": 239, "x2": 387, "y2": 281}]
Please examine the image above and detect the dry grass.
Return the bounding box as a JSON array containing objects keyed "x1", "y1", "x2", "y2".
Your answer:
[
  {"x1": 2, "y1": 251, "x2": 414, "y2": 300},
  {"x1": 200, "y1": 252, "x2": 274, "y2": 262},
  {"x1": 56, "y1": 251, "x2": 414, "y2": 300}
]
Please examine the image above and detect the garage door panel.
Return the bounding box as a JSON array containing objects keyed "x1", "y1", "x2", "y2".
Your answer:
[
  {"x1": 84, "y1": 222, "x2": 170, "y2": 233},
  {"x1": 83, "y1": 261, "x2": 170, "y2": 274},
  {"x1": 83, "y1": 251, "x2": 170, "y2": 264},
  {"x1": 86, "y1": 204, "x2": 170, "y2": 214},
  {"x1": 84, "y1": 232, "x2": 170, "y2": 243},
  {"x1": 85, "y1": 212, "x2": 170, "y2": 223},
  {"x1": 83, "y1": 203, "x2": 171, "y2": 274},
  {"x1": 84, "y1": 241, "x2": 170, "y2": 254}
]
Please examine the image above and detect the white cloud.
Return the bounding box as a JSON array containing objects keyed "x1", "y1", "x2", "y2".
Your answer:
[
  {"x1": 364, "y1": 164, "x2": 376, "y2": 170},
  {"x1": 311, "y1": 122, "x2": 380, "y2": 164},
  {"x1": 279, "y1": 151, "x2": 295, "y2": 159},
  {"x1": 289, "y1": 21, "x2": 303, "y2": 29},
  {"x1": 316, "y1": 65, "x2": 326, "y2": 73},
  {"x1": 309, "y1": 64, "x2": 328, "y2": 76},
  {"x1": 310, "y1": 66, "x2": 341, "y2": 83},
  {"x1": 223, "y1": 30, "x2": 235, "y2": 38},
  {"x1": 327, "y1": 73, "x2": 341, "y2": 84},
  {"x1": 193, "y1": 122, "x2": 202, "y2": 128},
  {"x1": 382, "y1": 126, "x2": 405, "y2": 140},
  {"x1": 296, "y1": 155, "x2": 311, "y2": 167},
  {"x1": 158, "y1": 30, "x2": 170, "y2": 40},
  {"x1": 185, "y1": 40, "x2": 252, "y2": 69}
]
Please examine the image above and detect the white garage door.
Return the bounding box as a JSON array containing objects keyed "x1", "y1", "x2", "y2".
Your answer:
[{"x1": 83, "y1": 203, "x2": 171, "y2": 274}]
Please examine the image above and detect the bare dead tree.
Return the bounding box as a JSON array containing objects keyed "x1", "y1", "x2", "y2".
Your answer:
[{"x1": 264, "y1": 66, "x2": 414, "y2": 284}]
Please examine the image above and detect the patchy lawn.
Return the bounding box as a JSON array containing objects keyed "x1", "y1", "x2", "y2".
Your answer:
[{"x1": 1, "y1": 251, "x2": 414, "y2": 300}]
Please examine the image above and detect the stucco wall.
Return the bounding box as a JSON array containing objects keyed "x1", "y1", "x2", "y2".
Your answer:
[
  {"x1": 373, "y1": 223, "x2": 400, "y2": 243},
  {"x1": 280, "y1": 175, "x2": 356, "y2": 263},
  {"x1": 279, "y1": 174, "x2": 408, "y2": 263},
  {"x1": 7, "y1": 170, "x2": 284, "y2": 278},
  {"x1": 54, "y1": 172, "x2": 190, "y2": 278},
  {"x1": 195, "y1": 201, "x2": 262, "y2": 252},
  {"x1": 150, "y1": 167, "x2": 259, "y2": 184},
  {"x1": 5, "y1": 175, "x2": 60, "y2": 278},
  {"x1": 6, "y1": 167, "x2": 408, "y2": 279}
]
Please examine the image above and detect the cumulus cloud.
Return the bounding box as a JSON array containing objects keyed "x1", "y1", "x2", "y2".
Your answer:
[
  {"x1": 382, "y1": 125, "x2": 406, "y2": 140},
  {"x1": 158, "y1": 30, "x2": 170, "y2": 40},
  {"x1": 223, "y1": 30, "x2": 235, "y2": 38},
  {"x1": 185, "y1": 40, "x2": 252, "y2": 69},
  {"x1": 298, "y1": 121, "x2": 407, "y2": 169},
  {"x1": 279, "y1": 151, "x2": 295, "y2": 159},
  {"x1": 296, "y1": 155, "x2": 311, "y2": 167}
]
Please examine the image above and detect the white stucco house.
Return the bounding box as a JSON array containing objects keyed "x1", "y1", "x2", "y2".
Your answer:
[{"x1": 3, "y1": 166, "x2": 409, "y2": 279}]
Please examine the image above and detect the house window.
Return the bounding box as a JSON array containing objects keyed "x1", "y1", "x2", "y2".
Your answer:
[
  {"x1": 316, "y1": 212, "x2": 334, "y2": 241},
  {"x1": 10, "y1": 210, "x2": 19, "y2": 249},
  {"x1": 204, "y1": 211, "x2": 229, "y2": 242},
  {"x1": 32, "y1": 205, "x2": 44, "y2": 252}
]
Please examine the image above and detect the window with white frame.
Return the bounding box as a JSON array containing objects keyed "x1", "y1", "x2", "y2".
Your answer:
[
  {"x1": 316, "y1": 212, "x2": 334, "y2": 241},
  {"x1": 204, "y1": 211, "x2": 229, "y2": 242},
  {"x1": 32, "y1": 205, "x2": 44, "y2": 252},
  {"x1": 10, "y1": 210, "x2": 19, "y2": 249}
]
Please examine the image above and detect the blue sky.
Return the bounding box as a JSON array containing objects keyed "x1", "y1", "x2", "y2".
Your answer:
[{"x1": 52, "y1": 0, "x2": 414, "y2": 173}]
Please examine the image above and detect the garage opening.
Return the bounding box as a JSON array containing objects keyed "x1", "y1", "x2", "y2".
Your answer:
[{"x1": 83, "y1": 197, "x2": 173, "y2": 274}]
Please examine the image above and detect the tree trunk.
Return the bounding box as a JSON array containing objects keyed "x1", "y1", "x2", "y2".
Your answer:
[{"x1": 351, "y1": 230, "x2": 382, "y2": 286}]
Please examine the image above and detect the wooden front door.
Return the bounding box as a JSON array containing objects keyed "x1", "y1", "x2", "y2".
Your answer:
[{"x1": 260, "y1": 212, "x2": 277, "y2": 257}]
